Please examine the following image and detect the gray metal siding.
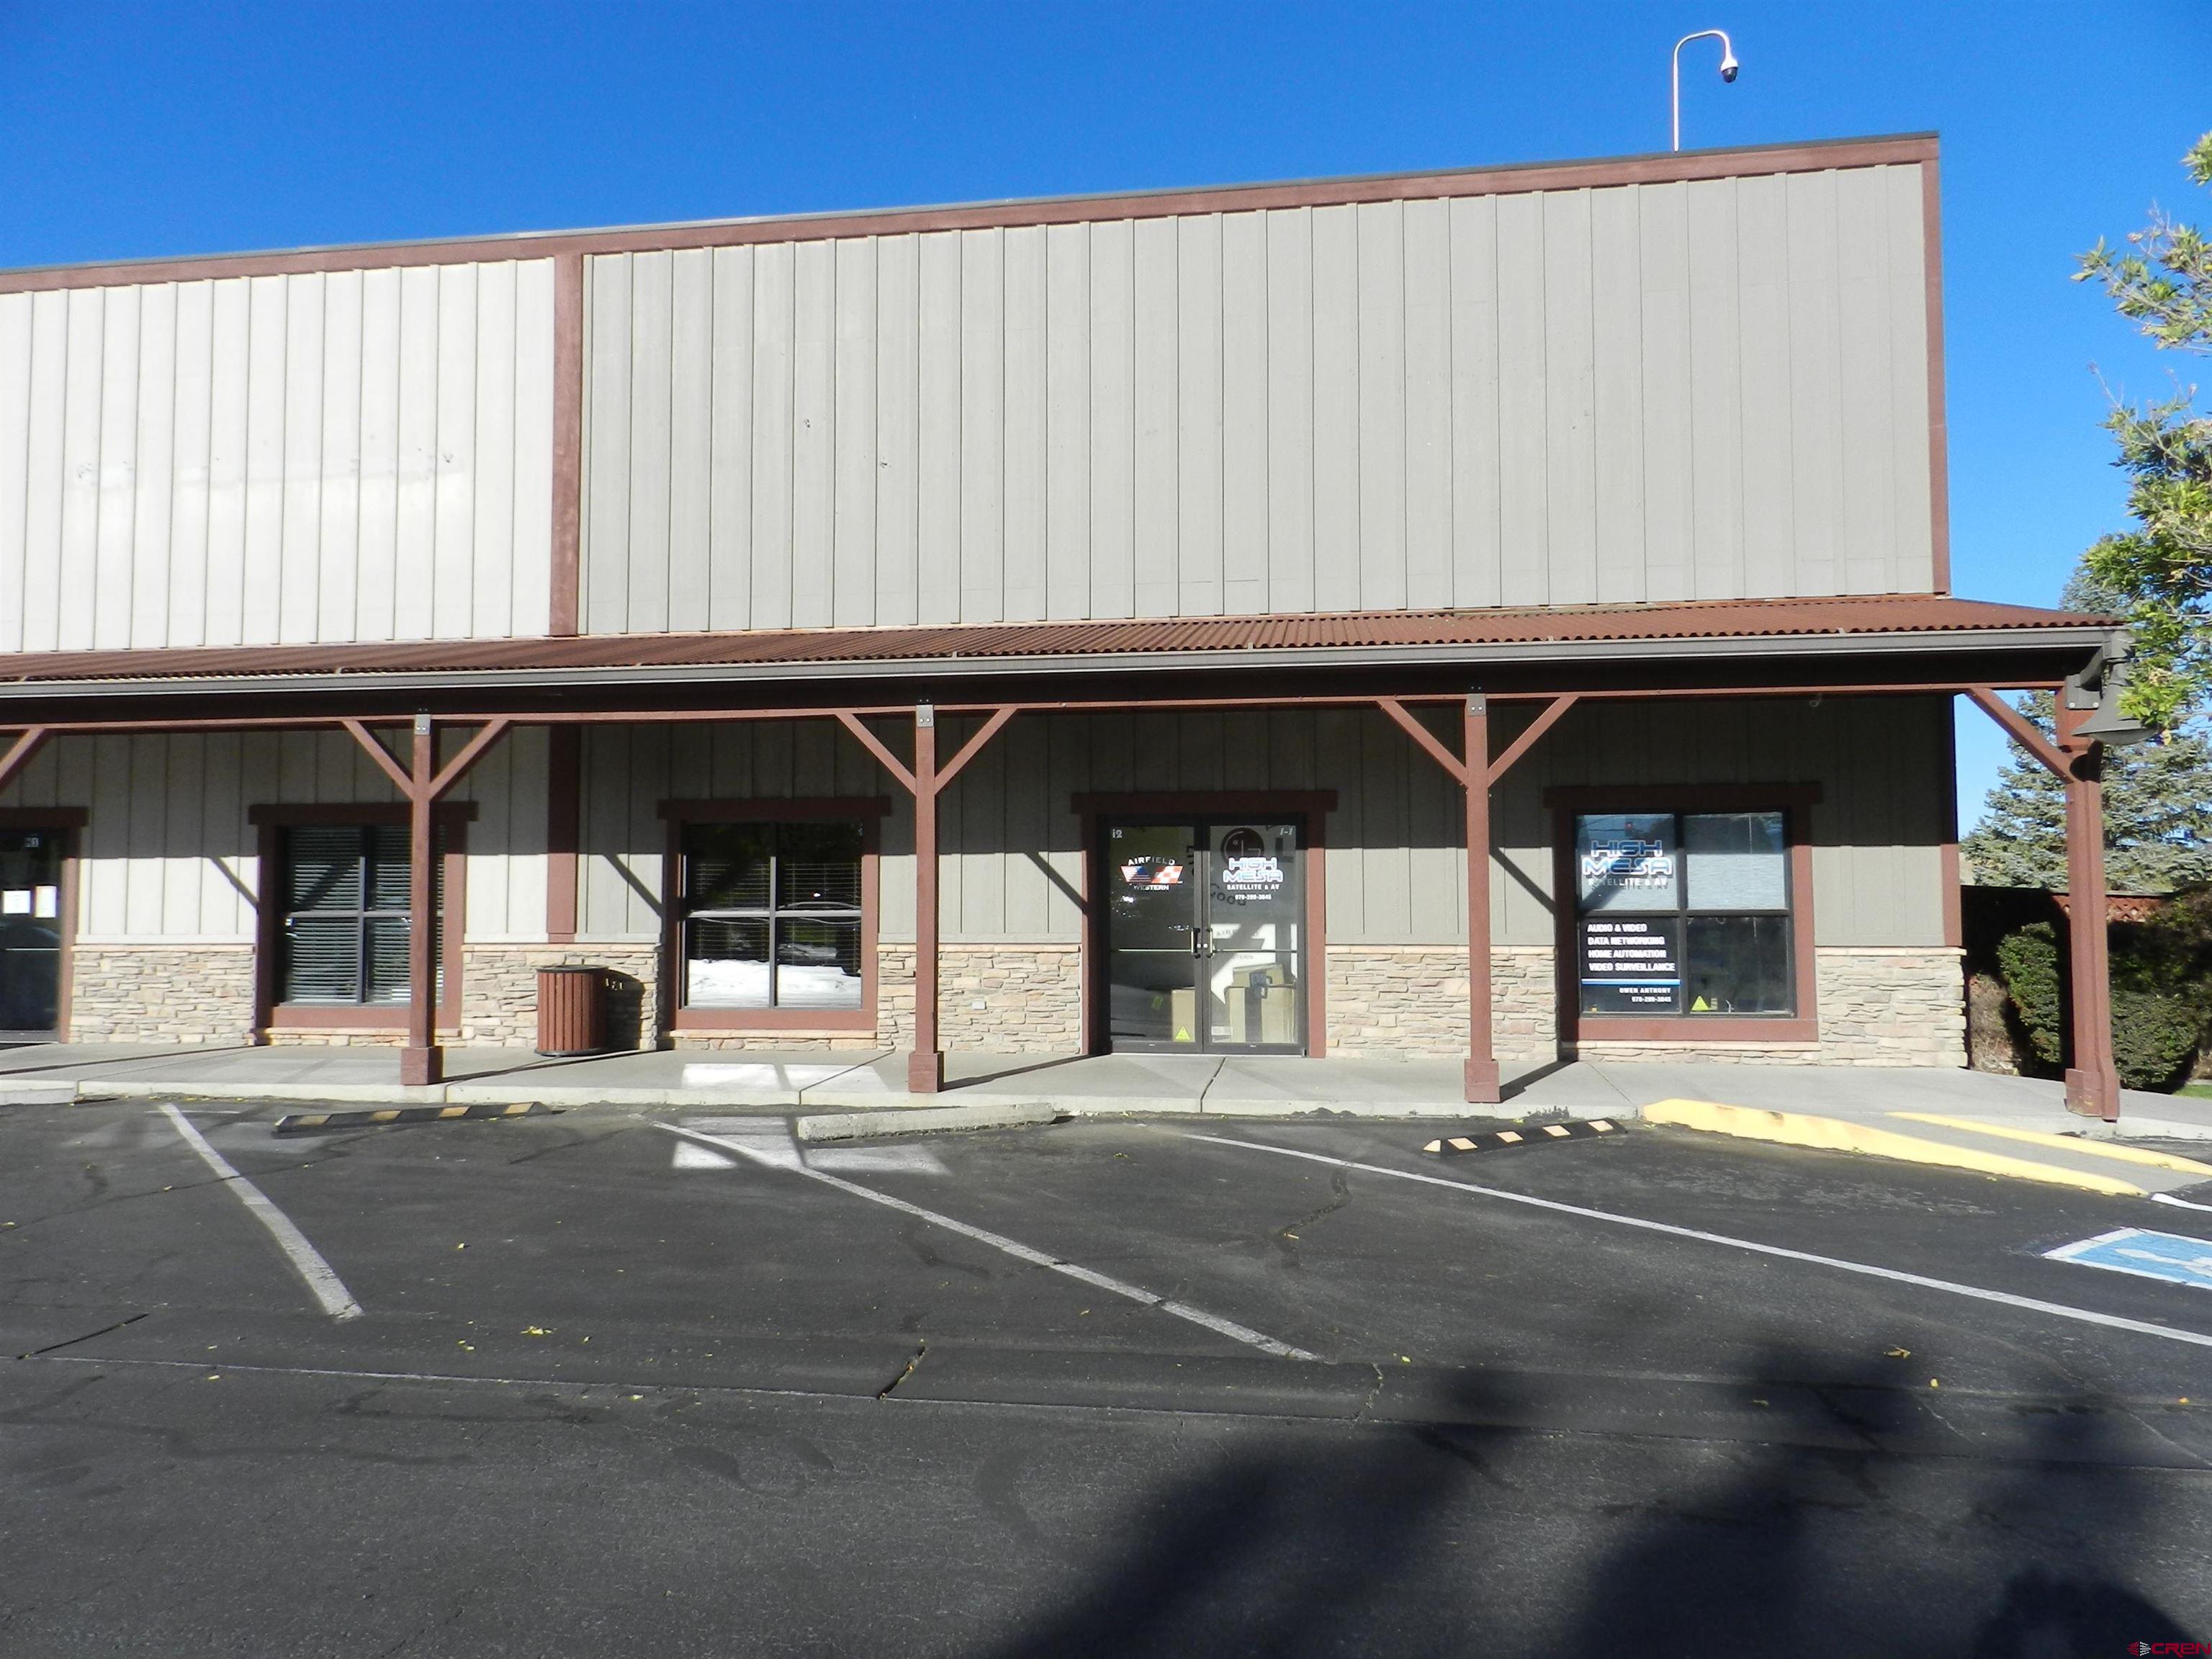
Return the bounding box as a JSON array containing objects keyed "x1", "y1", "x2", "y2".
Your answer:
[
  {"x1": 0, "y1": 725, "x2": 548, "y2": 942},
  {"x1": 572, "y1": 697, "x2": 1948, "y2": 950},
  {"x1": 0, "y1": 261, "x2": 558, "y2": 651},
  {"x1": 0, "y1": 701, "x2": 1941, "y2": 952},
  {"x1": 581, "y1": 164, "x2": 1935, "y2": 631}
]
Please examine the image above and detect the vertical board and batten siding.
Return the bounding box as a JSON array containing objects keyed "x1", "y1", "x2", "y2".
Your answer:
[
  {"x1": 0, "y1": 727, "x2": 548, "y2": 941},
  {"x1": 0, "y1": 261, "x2": 557, "y2": 651},
  {"x1": 581, "y1": 164, "x2": 1935, "y2": 633},
  {"x1": 572, "y1": 701, "x2": 1951, "y2": 950}
]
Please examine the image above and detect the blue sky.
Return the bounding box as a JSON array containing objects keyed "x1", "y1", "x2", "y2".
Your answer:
[{"x1": 1, "y1": 1, "x2": 2205, "y2": 821}]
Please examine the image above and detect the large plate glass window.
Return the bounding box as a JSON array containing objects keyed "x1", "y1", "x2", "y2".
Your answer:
[
  {"x1": 1575, "y1": 810, "x2": 1791, "y2": 1017},
  {"x1": 682, "y1": 822, "x2": 863, "y2": 1010},
  {"x1": 279, "y1": 824, "x2": 442, "y2": 1005}
]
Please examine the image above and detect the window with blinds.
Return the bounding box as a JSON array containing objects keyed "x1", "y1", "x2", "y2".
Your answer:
[
  {"x1": 680, "y1": 822, "x2": 863, "y2": 1010},
  {"x1": 278, "y1": 825, "x2": 442, "y2": 1006}
]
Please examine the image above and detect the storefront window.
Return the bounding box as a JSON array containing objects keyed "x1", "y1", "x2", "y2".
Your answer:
[
  {"x1": 279, "y1": 824, "x2": 441, "y2": 1005},
  {"x1": 681, "y1": 822, "x2": 863, "y2": 1010},
  {"x1": 1575, "y1": 811, "x2": 1791, "y2": 1017}
]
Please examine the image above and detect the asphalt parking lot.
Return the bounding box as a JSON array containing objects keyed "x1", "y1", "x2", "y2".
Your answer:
[{"x1": 4, "y1": 1098, "x2": 2211, "y2": 1657}]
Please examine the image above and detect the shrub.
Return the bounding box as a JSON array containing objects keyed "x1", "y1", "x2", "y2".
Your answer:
[
  {"x1": 1993, "y1": 902, "x2": 2212, "y2": 1091},
  {"x1": 2110, "y1": 981, "x2": 2205, "y2": 1091},
  {"x1": 1995, "y1": 922, "x2": 2064, "y2": 1069}
]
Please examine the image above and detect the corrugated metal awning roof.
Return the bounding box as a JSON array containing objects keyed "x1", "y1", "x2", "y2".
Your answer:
[{"x1": 0, "y1": 594, "x2": 2118, "y2": 701}]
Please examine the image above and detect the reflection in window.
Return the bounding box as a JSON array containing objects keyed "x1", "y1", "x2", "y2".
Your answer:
[
  {"x1": 1574, "y1": 811, "x2": 1791, "y2": 1017},
  {"x1": 682, "y1": 822, "x2": 863, "y2": 1010}
]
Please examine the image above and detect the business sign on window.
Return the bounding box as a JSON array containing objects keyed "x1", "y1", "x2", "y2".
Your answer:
[
  {"x1": 1213, "y1": 825, "x2": 1287, "y2": 904},
  {"x1": 1578, "y1": 916, "x2": 1682, "y2": 1015},
  {"x1": 1119, "y1": 855, "x2": 1186, "y2": 890}
]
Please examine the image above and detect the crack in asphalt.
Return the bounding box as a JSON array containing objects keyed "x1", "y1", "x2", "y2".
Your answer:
[
  {"x1": 15, "y1": 1312, "x2": 149, "y2": 1359},
  {"x1": 1352, "y1": 1362, "x2": 1385, "y2": 1424},
  {"x1": 1272, "y1": 1167, "x2": 1354, "y2": 1271},
  {"x1": 501, "y1": 1124, "x2": 638, "y2": 1167},
  {"x1": 877, "y1": 1338, "x2": 928, "y2": 1399},
  {"x1": 0, "y1": 1369, "x2": 472, "y2": 1467},
  {"x1": 0, "y1": 1169, "x2": 249, "y2": 1230}
]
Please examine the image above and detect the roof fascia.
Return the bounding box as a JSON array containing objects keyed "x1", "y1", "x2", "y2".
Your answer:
[
  {"x1": 0, "y1": 619, "x2": 2118, "y2": 703},
  {"x1": 0, "y1": 132, "x2": 1939, "y2": 296}
]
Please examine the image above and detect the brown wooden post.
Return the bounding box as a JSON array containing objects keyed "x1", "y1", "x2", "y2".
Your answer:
[
  {"x1": 831, "y1": 703, "x2": 1015, "y2": 1096},
  {"x1": 2056, "y1": 701, "x2": 2120, "y2": 1120},
  {"x1": 908, "y1": 703, "x2": 943, "y2": 1093},
  {"x1": 401, "y1": 713, "x2": 441, "y2": 1087},
  {"x1": 1965, "y1": 688, "x2": 2121, "y2": 1122},
  {"x1": 1464, "y1": 694, "x2": 1499, "y2": 1105},
  {"x1": 1377, "y1": 693, "x2": 1576, "y2": 1107},
  {"x1": 0, "y1": 727, "x2": 51, "y2": 793}
]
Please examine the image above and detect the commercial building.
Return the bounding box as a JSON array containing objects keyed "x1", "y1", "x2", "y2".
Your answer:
[{"x1": 0, "y1": 133, "x2": 2133, "y2": 1110}]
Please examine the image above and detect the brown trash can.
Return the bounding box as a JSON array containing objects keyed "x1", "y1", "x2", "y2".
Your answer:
[{"x1": 536, "y1": 966, "x2": 608, "y2": 1056}]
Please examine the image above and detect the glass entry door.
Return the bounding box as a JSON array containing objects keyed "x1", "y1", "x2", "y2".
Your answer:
[
  {"x1": 0, "y1": 830, "x2": 64, "y2": 1040},
  {"x1": 1101, "y1": 817, "x2": 1305, "y2": 1053}
]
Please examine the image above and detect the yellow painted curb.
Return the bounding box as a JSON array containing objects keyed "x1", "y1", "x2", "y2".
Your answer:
[
  {"x1": 1641, "y1": 1098, "x2": 2146, "y2": 1197},
  {"x1": 1888, "y1": 1112, "x2": 2212, "y2": 1179}
]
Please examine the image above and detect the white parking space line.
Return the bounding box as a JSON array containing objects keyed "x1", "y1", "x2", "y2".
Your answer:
[
  {"x1": 657, "y1": 1122, "x2": 1318, "y2": 1362},
  {"x1": 158, "y1": 1105, "x2": 362, "y2": 1321},
  {"x1": 2152, "y1": 1192, "x2": 2212, "y2": 1215},
  {"x1": 1192, "y1": 1133, "x2": 2212, "y2": 1354}
]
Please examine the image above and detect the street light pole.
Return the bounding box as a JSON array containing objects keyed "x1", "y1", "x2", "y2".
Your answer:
[{"x1": 1671, "y1": 29, "x2": 1741, "y2": 151}]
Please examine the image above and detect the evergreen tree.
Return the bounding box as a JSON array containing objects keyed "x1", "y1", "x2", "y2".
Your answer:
[
  {"x1": 2074, "y1": 129, "x2": 2212, "y2": 733},
  {"x1": 1964, "y1": 689, "x2": 2212, "y2": 891}
]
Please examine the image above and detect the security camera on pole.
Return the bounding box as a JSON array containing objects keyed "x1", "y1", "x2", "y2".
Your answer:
[{"x1": 1672, "y1": 29, "x2": 1740, "y2": 151}]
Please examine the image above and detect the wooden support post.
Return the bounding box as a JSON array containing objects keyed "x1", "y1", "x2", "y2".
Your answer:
[
  {"x1": 2056, "y1": 701, "x2": 2121, "y2": 1121},
  {"x1": 908, "y1": 704, "x2": 943, "y2": 1094},
  {"x1": 0, "y1": 727, "x2": 52, "y2": 794},
  {"x1": 1463, "y1": 694, "x2": 1499, "y2": 1105},
  {"x1": 401, "y1": 714, "x2": 441, "y2": 1088},
  {"x1": 1380, "y1": 694, "x2": 1575, "y2": 1105},
  {"x1": 836, "y1": 705, "x2": 1014, "y2": 1096},
  {"x1": 338, "y1": 716, "x2": 511, "y2": 1090},
  {"x1": 1967, "y1": 689, "x2": 2121, "y2": 1122}
]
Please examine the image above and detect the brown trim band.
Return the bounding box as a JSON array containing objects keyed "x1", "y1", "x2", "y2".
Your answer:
[
  {"x1": 549, "y1": 252, "x2": 585, "y2": 638},
  {"x1": 0, "y1": 806, "x2": 88, "y2": 828},
  {"x1": 0, "y1": 134, "x2": 1939, "y2": 297},
  {"x1": 1921, "y1": 156, "x2": 1952, "y2": 594}
]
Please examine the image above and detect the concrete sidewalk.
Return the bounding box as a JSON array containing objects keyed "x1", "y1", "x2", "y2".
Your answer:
[{"x1": 4, "y1": 1041, "x2": 2211, "y2": 1195}]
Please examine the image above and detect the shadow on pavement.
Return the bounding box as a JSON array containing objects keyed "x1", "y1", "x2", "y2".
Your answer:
[{"x1": 976, "y1": 1346, "x2": 2200, "y2": 1658}]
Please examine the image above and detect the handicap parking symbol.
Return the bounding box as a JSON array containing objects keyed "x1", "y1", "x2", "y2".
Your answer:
[{"x1": 2045, "y1": 1227, "x2": 2212, "y2": 1292}]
